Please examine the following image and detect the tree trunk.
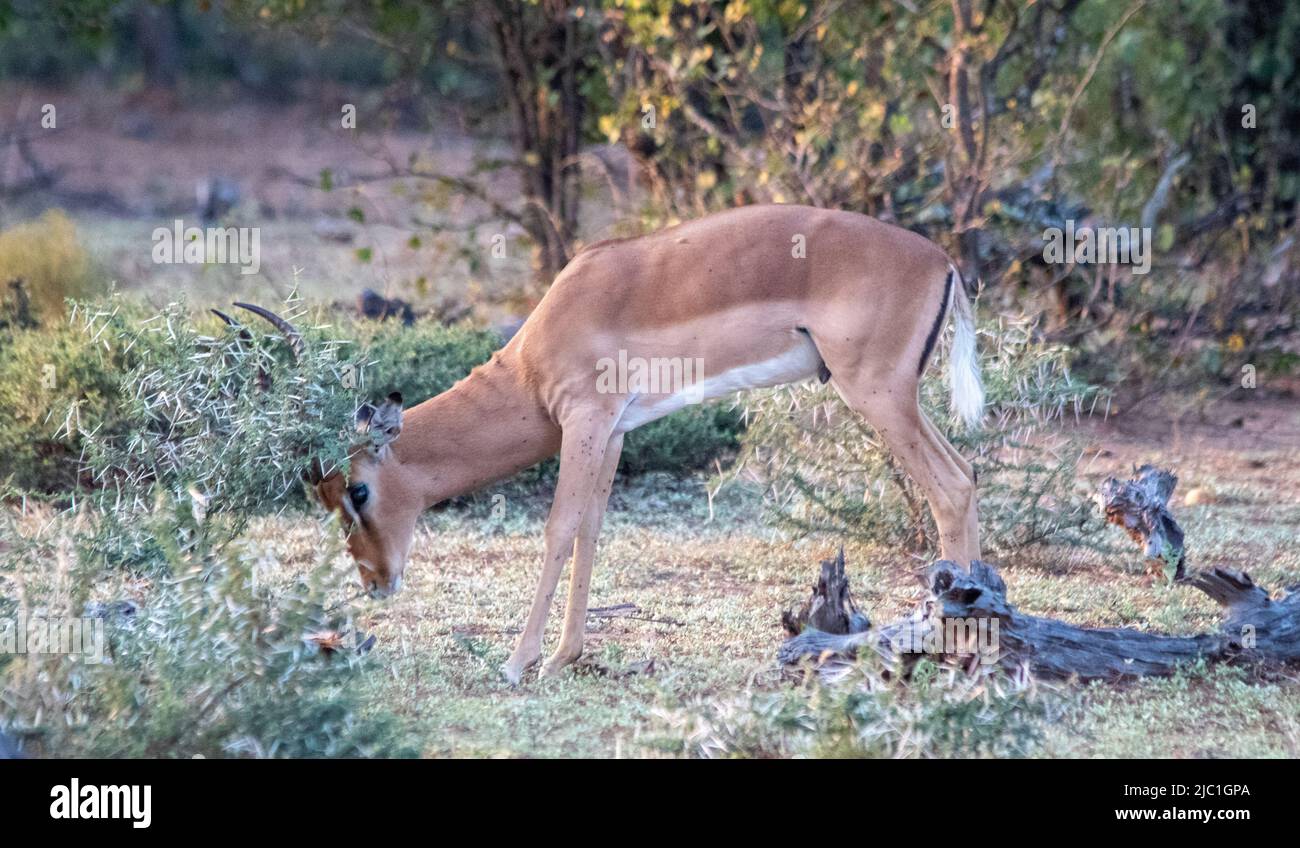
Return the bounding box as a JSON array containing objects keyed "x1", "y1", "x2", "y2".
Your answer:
[
  {"x1": 134, "y1": 0, "x2": 182, "y2": 90},
  {"x1": 484, "y1": 0, "x2": 585, "y2": 283}
]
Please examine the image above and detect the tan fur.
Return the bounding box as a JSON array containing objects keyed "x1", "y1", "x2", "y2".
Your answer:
[{"x1": 322, "y1": 204, "x2": 980, "y2": 683}]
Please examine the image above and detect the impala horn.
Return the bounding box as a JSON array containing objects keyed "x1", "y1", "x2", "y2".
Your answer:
[
  {"x1": 232, "y1": 301, "x2": 305, "y2": 361},
  {"x1": 230, "y1": 302, "x2": 325, "y2": 483},
  {"x1": 211, "y1": 308, "x2": 252, "y2": 341}
]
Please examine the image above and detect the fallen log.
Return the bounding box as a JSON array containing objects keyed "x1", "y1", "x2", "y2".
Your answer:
[{"x1": 780, "y1": 558, "x2": 1300, "y2": 681}]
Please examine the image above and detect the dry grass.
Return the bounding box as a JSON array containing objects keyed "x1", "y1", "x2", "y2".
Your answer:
[{"x1": 0, "y1": 209, "x2": 96, "y2": 318}]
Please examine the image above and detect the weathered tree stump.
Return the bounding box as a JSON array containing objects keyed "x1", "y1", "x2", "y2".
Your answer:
[
  {"x1": 780, "y1": 559, "x2": 1300, "y2": 682},
  {"x1": 780, "y1": 547, "x2": 870, "y2": 638},
  {"x1": 1098, "y1": 464, "x2": 1186, "y2": 581}
]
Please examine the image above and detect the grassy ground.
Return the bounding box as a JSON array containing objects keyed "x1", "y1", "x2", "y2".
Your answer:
[{"x1": 237, "y1": 397, "x2": 1300, "y2": 758}]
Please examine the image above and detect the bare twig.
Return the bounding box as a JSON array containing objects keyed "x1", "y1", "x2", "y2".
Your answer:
[
  {"x1": 1052, "y1": 0, "x2": 1149, "y2": 164},
  {"x1": 587, "y1": 603, "x2": 686, "y2": 628}
]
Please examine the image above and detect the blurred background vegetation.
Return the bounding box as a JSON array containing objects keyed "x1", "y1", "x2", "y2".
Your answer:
[{"x1": 1, "y1": 0, "x2": 1296, "y2": 386}]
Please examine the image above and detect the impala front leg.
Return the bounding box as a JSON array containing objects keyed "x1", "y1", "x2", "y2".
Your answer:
[
  {"x1": 502, "y1": 418, "x2": 614, "y2": 685},
  {"x1": 540, "y1": 431, "x2": 623, "y2": 678}
]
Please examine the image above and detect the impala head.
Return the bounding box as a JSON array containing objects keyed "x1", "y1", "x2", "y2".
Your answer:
[
  {"x1": 314, "y1": 392, "x2": 423, "y2": 598},
  {"x1": 224, "y1": 303, "x2": 420, "y2": 598}
]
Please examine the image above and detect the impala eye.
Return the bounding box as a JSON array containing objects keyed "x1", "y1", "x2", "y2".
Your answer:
[{"x1": 347, "y1": 483, "x2": 369, "y2": 507}]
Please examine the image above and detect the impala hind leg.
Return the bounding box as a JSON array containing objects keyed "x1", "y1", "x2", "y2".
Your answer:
[
  {"x1": 834, "y1": 377, "x2": 980, "y2": 564},
  {"x1": 540, "y1": 431, "x2": 624, "y2": 678},
  {"x1": 502, "y1": 417, "x2": 615, "y2": 685},
  {"x1": 918, "y1": 412, "x2": 980, "y2": 556}
]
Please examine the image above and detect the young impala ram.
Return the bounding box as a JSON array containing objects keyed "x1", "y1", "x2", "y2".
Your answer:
[{"x1": 236, "y1": 204, "x2": 983, "y2": 683}]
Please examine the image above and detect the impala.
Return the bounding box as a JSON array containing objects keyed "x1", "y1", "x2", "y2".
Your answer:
[{"x1": 241, "y1": 204, "x2": 984, "y2": 683}]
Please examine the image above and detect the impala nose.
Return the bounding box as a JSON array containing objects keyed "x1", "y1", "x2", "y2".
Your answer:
[{"x1": 366, "y1": 574, "x2": 402, "y2": 599}]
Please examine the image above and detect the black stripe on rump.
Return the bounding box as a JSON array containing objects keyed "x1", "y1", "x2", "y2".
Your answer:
[{"x1": 916, "y1": 268, "x2": 954, "y2": 376}]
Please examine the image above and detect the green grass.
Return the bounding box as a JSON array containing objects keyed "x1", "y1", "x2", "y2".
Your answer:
[{"x1": 1044, "y1": 665, "x2": 1300, "y2": 757}]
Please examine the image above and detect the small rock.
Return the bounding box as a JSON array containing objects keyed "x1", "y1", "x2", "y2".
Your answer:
[{"x1": 358, "y1": 288, "x2": 414, "y2": 325}]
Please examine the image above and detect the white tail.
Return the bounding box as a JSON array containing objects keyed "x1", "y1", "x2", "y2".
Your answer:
[{"x1": 947, "y1": 264, "x2": 984, "y2": 430}]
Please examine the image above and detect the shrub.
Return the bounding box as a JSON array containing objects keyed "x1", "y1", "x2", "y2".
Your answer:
[
  {"x1": 351, "y1": 319, "x2": 502, "y2": 405},
  {"x1": 0, "y1": 210, "x2": 97, "y2": 324},
  {"x1": 733, "y1": 314, "x2": 1108, "y2": 556},
  {"x1": 0, "y1": 508, "x2": 416, "y2": 758},
  {"x1": 76, "y1": 296, "x2": 362, "y2": 562},
  {"x1": 656, "y1": 659, "x2": 1046, "y2": 759},
  {"x1": 0, "y1": 324, "x2": 100, "y2": 494},
  {"x1": 621, "y1": 403, "x2": 744, "y2": 476},
  {"x1": 0, "y1": 293, "x2": 413, "y2": 757},
  {"x1": 0, "y1": 306, "x2": 467, "y2": 502},
  {"x1": 0, "y1": 302, "x2": 154, "y2": 496}
]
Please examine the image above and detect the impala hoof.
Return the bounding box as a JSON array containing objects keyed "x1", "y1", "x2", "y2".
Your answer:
[
  {"x1": 540, "y1": 650, "x2": 581, "y2": 679},
  {"x1": 537, "y1": 663, "x2": 564, "y2": 679},
  {"x1": 500, "y1": 654, "x2": 538, "y2": 686}
]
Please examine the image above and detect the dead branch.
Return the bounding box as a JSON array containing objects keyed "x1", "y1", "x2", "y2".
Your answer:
[
  {"x1": 587, "y1": 603, "x2": 686, "y2": 628},
  {"x1": 780, "y1": 547, "x2": 869, "y2": 638},
  {"x1": 780, "y1": 557, "x2": 1300, "y2": 682}
]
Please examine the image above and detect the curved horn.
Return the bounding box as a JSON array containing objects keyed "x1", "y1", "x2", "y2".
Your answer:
[
  {"x1": 232, "y1": 302, "x2": 305, "y2": 360},
  {"x1": 229, "y1": 303, "x2": 323, "y2": 484},
  {"x1": 211, "y1": 308, "x2": 254, "y2": 342}
]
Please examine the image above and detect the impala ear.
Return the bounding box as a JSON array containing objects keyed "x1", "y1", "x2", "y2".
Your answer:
[
  {"x1": 357, "y1": 392, "x2": 404, "y2": 453},
  {"x1": 355, "y1": 403, "x2": 375, "y2": 431}
]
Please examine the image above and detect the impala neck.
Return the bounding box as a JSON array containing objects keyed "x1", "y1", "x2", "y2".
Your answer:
[{"x1": 393, "y1": 352, "x2": 561, "y2": 508}]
